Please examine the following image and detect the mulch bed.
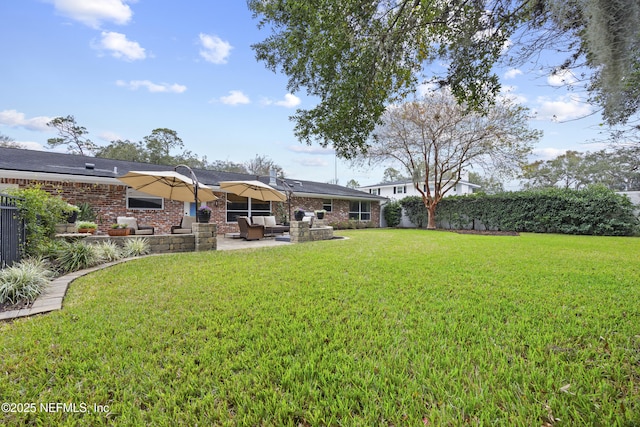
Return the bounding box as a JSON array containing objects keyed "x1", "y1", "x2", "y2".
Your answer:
[{"x1": 0, "y1": 299, "x2": 32, "y2": 313}]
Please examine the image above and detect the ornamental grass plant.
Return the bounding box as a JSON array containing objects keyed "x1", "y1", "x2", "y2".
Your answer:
[{"x1": 0, "y1": 230, "x2": 638, "y2": 426}]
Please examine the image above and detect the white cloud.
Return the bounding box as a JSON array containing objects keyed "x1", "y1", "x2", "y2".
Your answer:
[
  {"x1": 533, "y1": 95, "x2": 593, "y2": 121},
  {"x1": 0, "y1": 110, "x2": 52, "y2": 131},
  {"x1": 298, "y1": 158, "x2": 329, "y2": 167},
  {"x1": 499, "y1": 85, "x2": 528, "y2": 104},
  {"x1": 98, "y1": 131, "x2": 123, "y2": 142},
  {"x1": 275, "y1": 93, "x2": 301, "y2": 108},
  {"x1": 16, "y1": 141, "x2": 48, "y2": 151},
  {"x1": 288, "y1": 145, "x2": 334, "y2": 155},
  {"x1": 262, "y1": 93, "x2": 301, "y2": 108},
  {"x1": 504, "y1": 68, "x2": 522, "y2": 79},
  {"x1": 50, "y1": 0, "x2": 133, "y2": 29},
  {"x1": 219, "y1": 90, "x2": 250, "y2": 105},
  {"x1": 531, "y1": 147, "x2": 568, "y2": 160},
  {"x1": 96, "y1": 31, "x2": 146, "y2": 61},
  {"x1": 199, "y1": 33, "x2": 232, "y2": 64},
  {"x1": 116, "y1": 80, "x2": 187, "y2": 93},
  {"x1": 547, "y1": 69, "x2": 578, "y2": 87}
]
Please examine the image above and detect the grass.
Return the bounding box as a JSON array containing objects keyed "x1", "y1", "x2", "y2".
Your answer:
[{"x1": 1, "y1": 230, "x2": 638, "y2": 426}]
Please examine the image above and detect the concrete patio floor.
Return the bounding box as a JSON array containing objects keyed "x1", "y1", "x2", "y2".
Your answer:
[{"x1": 217, "y1": 235, "x2": 291, "y2": 250}]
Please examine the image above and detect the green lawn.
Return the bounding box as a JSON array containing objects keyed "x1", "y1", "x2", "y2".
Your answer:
[{"x1": 1, "y1": 230, "x2": 639, "y2": 426}]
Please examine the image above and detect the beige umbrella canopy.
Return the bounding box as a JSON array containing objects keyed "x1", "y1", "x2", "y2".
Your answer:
[
  {"x1": 117, "y1": 170, "x2": 218, "y2": 203},
  {"x1": 219, "y1": 180, "x2": 286, "y2": 202}
]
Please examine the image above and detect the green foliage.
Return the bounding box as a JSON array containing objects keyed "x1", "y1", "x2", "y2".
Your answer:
[
  {"x1": 93, "y1": 241, "x2": 123, "y2": 263},
  {"x1": 94, "y1": 139, "x2": 148, "y2": 163},
  {"x1": 435, "y1": 186, "x2": 639, "y2": 235},
  {"x1": 382, "y1": 201, "x2": 402, "y2": 227},
  {"x1": 76, "y1": 221, "x2": 97, "y2": 231},
  {"x1": 521, "y1": 147, "x2": 640, "y2": 191},
  {"x1": 1, "y1": 231, "x2": 639, "y2": 425},
  {"x1": 46, "y1": 115, "x2": 98, "y2": 156},
  {"x1": 122, "y1": 238, "x2": 150, "y2": 257},
  {"x1": 0, "y1": 258, "x2": 53, "y2": 304},
  {"x1": 55, "y1": 241, "x2": 101, "y2": 273},
  {"x1": 5, "y1": 186, "x2": 73, "y2": 257},
  {"x1": 399, "y1": 196, "x2": 429, "y2": 228},
  {"x1": 76, "y1": 202, "x2": 96, "y2": 222},
  {"x1": 328, "y1": 220, "x2": 374, "y2": 230}
]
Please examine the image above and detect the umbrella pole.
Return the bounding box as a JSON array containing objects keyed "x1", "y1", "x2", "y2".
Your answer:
[{"x1": 175, "y1": 164, "x2": 200, "y2": 212}]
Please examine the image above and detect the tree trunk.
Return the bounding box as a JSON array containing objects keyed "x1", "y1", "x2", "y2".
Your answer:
[{"x1": 426, "y1": 204, "x2": 437, "y2": 229}]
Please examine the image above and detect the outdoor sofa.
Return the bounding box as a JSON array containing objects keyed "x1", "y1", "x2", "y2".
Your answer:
[
  {"x1": 237, "y1": 216, "x2": 264, "y2": 240},
  {"x1": 251, "y1": 215, "x2": 290, "y2": 236},
  {"x1": 116, "y1": 216, "x2": 155, "y2": 235}
]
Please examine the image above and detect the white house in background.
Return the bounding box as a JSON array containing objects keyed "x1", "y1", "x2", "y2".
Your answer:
[
  {"x1": 358, "y1": 179, "x2": 480, "y2": 202},
  {"x1": 358, "y1": 179, "x2": 481, "y2": 227}
]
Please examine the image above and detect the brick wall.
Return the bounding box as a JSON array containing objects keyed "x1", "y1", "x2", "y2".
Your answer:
[
  {"x1": 289, "y1": 197, "x2": 381, "y2": 226},
  {"x1": 1, "y1": 178, "x2": 381, "y2": 235}
]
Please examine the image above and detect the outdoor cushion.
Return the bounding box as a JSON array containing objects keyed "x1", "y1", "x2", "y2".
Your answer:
[
  {"x1": 117, "y1": 216, "x2": 154, "y2": 235},
  {"x1": 171, "y1": 216, "x2": 195, "y2": 234},
  {"x1": 264, "y1": 216, "x2": 277, "y2": 227},
  {"x1": 252, "y1": 216, "x2": 265, "y2": 226}
]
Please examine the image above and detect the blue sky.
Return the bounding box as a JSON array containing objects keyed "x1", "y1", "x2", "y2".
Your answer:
[{"x1": 0, "y1": 0, "x2": 608, "y2": 188}]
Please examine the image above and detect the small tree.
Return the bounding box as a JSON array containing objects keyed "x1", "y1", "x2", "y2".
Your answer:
[
  {"x1": 95, "y1": 139, "x2": 148, "y2": 162},
  {"x1": 245, "y1": 154, "x2": 284, "y2": 177},
  {"x1": 143, "y1": 128, "x2": 184, "y2": 165},
  {"x1": 362, "y1": 91, "x2": 540, "y2": 229},
  {"x1": 6, "y1": 187, "x2": 74, "y2": 257},
  {"x1": 0, "y1": 132, "x2": 22, "y2": 148},
  {"x1": 47, "y1": 116, "x2": 98, "y2": 156}
]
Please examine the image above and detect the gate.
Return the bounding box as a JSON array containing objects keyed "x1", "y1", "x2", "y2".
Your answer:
[{"x1": 0, "y1": 193, "x2": 24, "y2": 268}]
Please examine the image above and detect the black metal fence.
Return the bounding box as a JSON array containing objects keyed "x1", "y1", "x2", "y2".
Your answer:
[{"x1": 0, "y1": 193, "x2": 24, "y2": 268}]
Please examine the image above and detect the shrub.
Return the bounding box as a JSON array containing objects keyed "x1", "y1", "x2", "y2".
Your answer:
[
  {"x1": 55, "y1": 241, "x2": 101, "y2": 273},
  {"x1": 435, "y1": 186, "x2": 639, "y2": 236},
  {"x1": 399, "y1": 196, "x2": 429, "y2": 228},
  {"x1": 0, "y1": 258, "x2": 53, "y2": 304},
  {"x1": 93, "y1": 241, "x2": 123, "y2": 262},
  {"x1": 122, "y1": 238, "x2": 150, "y2": 257},
  {"x1": 5, "y1": 186, "x2": 73, "y2": 257},
  {"x1": 383, "y1": 201, "x2": 402, "y2": 227}
]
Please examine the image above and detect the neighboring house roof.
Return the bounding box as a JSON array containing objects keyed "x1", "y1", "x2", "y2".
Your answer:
[
  {"x1": 359, "y1": 180, "x2": 481, "y2": 189},
  {"x1": 0, "y1": 147, "x2": 384, "y2": 201}
]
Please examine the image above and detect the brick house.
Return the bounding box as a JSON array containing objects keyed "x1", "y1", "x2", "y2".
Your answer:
[{"x1": 0, "y1": 147, "x2": 385, "y2": 234}]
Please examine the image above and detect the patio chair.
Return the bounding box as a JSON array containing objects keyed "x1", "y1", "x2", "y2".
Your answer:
[
  {"x1": 237, "y1": 216, "x2": 264, "y2": 240},
  {"x1": 171, "y1": 216, "x2": 196, "y2": 234},
  {"x1": 117, "y1": 216, "x2": 154, "y2": 235}
]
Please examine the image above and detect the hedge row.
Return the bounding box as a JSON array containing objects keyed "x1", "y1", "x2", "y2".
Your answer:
[{"x1": 401, "y1": 186, "x2": 639, "y2": 236}]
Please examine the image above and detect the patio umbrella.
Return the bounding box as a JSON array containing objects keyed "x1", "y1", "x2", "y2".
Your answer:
[
  {"x1": 219, "y1": 180, "x2": 286, "y2": 202},
  {"x1": 117, "y1": 170, "x2": 218, "y2": 203}
]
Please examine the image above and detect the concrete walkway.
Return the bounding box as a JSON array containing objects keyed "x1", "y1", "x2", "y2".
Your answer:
[{"x1": 0, "y1": 236, "x2": 292, "y2": 322}]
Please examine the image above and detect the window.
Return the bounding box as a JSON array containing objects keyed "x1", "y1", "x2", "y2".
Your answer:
[
  {"x1": 349, "y1": 201, "x2": 371, "y2": 221},
  {"x1": 126, "y1": 189, "x2": 163, "y2": 210},
  {"x1": 393, "y1": 186, "x2": 406, "y2": 194},
  {"x1": 322, "y1": 199, "x2": 333, "y2": 212},
  {"x1": 226, "y1": 194, "x2": 271, "y2": 222}
]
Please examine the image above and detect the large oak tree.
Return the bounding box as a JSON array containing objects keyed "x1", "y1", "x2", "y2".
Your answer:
[
  {"x1": 362, "y1": 91, "x2": 540, "y2": 228},
  {"x1": 248, "y1": 0, "x2": 640, "y2": 157}
]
